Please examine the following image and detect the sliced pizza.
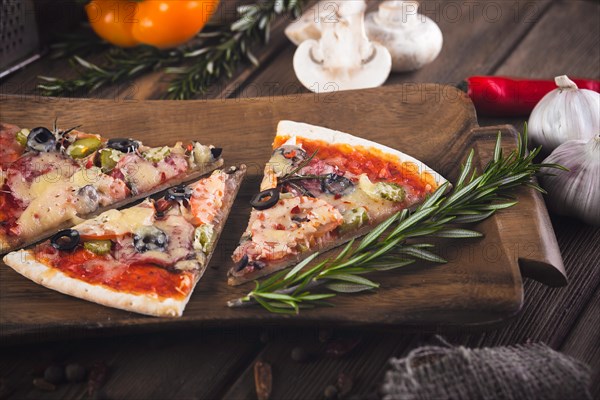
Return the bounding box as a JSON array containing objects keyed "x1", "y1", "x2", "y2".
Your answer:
[
  {"x1": 228, "y1": 121, "x2": 447, "y2": 285},
  {"x1": 3, "y1": 166, "x2": 246, "y2": 317},
  {"x1": 1, "y1": 122, "x2": 26, "y2": 166},
  {"x1": 0, "y1": 122, "x2": 224, "y2": 254}
]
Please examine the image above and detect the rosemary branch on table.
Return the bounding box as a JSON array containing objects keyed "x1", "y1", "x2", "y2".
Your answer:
[
  {"x1": 37, "y1": 0, "x2": 304, "y2": 99},
  {"x1": 227, "y1": 130, "x2": 567, "y2": 313}
]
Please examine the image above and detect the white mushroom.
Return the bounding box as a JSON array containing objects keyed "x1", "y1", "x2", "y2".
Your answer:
[
  {"x1": 293, "y1": 0, "x2": 392, "y2": 93},
  {"x1": 286, "y1": 0, "x2": 443, "y2": 73},
  {"x1": 364, "y1": 0, "x2": 443, "y2": 72},
  {"x1": 285, "y1": 0, "x2": 342, "y2": 45}
]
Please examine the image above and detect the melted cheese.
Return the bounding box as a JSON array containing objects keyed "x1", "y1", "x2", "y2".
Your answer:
[
  {"x1": 8, "y1": 152, "x2": 76, "y2": 202},
  {"x1": 16, "y1": 184, "x2": 81, "y2": 238},
  {"x1": 15, "y1": 165, "x2": 130, "y2": 237},
  {"x1": 71, "y1": 166, "x2": 102, "y2": 187},
  {"x1": 239, "y1": 196, "x2": 343, "y2": 261},
  {"x1": 318, "y1": 187, "x2": 402, "y2": 223},
  {"x1": 123, "y1": 158, "x2": 162, "y2": 193},
  {"x1": 28, "y1": 166, "x2": 97, "y2": 199},
  {"x1": 77, "y1": 201, "x2": 155, "y2": 237},
  {"x1": 29, "y1": 174, "x2": 63, "y2": 199}
]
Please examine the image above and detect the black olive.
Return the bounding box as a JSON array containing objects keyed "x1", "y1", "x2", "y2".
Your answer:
[
  {"x1": 236, "y1": 254, "x2": 249, "y2": 272},
  {"x1": 285, "y1": 181, "x2": 315, "y2": 198},
  {"x1": 210, "y1": 147, "x2": 223, "y2": 159},
  {"x1": 51, "y1": 229, "x2": 80, "y2": 251},
  {"x1": 250, "y1": 188, "x2": 280, "y2": 210},
  {"x1": 164, "y1": 185, "x2": 192, "y2": 202},
  {"x1": 252, "y1": 260, "x2": 266, "y2": 270},
  {"x1": 107, "y1": 138, "x2": 139, "y2": 153},
  {"x1": 133, "y1": 226, "x2": 168, "y2": 253},
  {"x1": 27, "y1": 127, "x2": 56, "y2": 152},
  {"x1": 77, "y1": 185, "x2": 99, "y2": 209},
  {"x1": 126, "y1": 181, "x2": 139, "y2": 196},
  {"x1": 321, "y1": 174, "x2": 355, "y2": 196},
  {"x1": 274, "y1": 145, "x2": 307, "y2": 165}
]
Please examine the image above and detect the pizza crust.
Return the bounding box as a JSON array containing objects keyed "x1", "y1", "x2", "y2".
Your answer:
[
  {"x1": 3, "y1": 250, "x2": 190, "y2": 317},
  {"x1": 0, "y1": 236, "x2": 10, "y2": 256},
  {"x1": 276, "y1": 120, "x2": 448, "y2": 189}
]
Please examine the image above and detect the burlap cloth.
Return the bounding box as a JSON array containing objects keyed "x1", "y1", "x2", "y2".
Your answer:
[{"x1": 381, "y1": 342, "x2": 591, "y2": 400}]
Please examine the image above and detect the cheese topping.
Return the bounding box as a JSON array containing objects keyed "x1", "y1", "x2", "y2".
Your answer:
[
  {"x1": 117, "y1": 154, "x2": 163, "y2": 193},
  {"x1": 16, "y1": 184, "x2": 82, "y2": 238},
  {"x1": 13, "y1": 165, "x2": 129, "y2": 238},
  {"x1": 235, "y1": 196, "x2": 343, "y2": 262},
  {"x1": 8, "y1": 152, "x2": 77, "y2": 203},
  {"x1": 77, "y1": 200, "x2": 156, "y2": 237}
]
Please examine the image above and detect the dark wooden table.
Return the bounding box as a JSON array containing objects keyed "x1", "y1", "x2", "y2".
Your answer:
[{"x1": 1, "y1": 0, "x2": 599, "y2": 398}]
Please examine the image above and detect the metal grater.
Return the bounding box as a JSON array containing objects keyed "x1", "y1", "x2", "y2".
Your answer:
[{"x1": 0, "y1": 0, "x2": 40, "y2": 79}]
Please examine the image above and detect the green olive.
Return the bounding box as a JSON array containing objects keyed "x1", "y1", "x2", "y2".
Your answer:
[
  {"x1": 83, "y1": 240, "x2": 112, "y2": 255},
  {"x1": 193, "y1": 224, "x2": 215, "y2": 253},
  {"x1": 143, "y1": 146, "x2": 171, "y2": 163},
  {"x1": 99, "y1": 148, "x2": 122, "y2": 172},
  {"x1": 358, "y1": 175, "x2": 406, "y2": 202},
  {"x1": 377, "y1": 182, "x2": 405, "y2": 202},
  {"x1": 15, "y1": 129, "x2": 30, "y2": 147},
  {"x1": 67, "y1": 137, "x2": 102, "y2": 159},
  {"x1": 297, "y1": 243, "x2": 310, "y2": 252},
  {"x1": 339, "y1": 207, "x2": 369, "y2": 235}
]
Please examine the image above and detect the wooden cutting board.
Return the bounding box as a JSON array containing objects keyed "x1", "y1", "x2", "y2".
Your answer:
[{"x1": 0, "y1": 85, "x2": 566, "y2": 342}]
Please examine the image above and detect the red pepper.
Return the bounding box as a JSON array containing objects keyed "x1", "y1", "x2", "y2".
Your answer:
[{"x1": 459, "y1": 76, "x2": 600, "y2": 117}]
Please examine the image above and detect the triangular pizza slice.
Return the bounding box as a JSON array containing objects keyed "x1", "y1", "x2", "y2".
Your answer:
[
  {"x1": 228, "y1": 121, "x2": 447, "y2": 285},
  {"x1": 0, "y1": 122, "x2": 225, "y2": 254},
  {"x1": 4, "y1": 166, "x2": 246, "y2": 317}
]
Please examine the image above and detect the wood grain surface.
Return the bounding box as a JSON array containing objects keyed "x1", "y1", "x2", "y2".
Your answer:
[
  {"x1": 0, "y1": 1, "x2": 597, "y2": 399},
  {"x1": 0, "y1": 84, "x2": 564, "y2": 341}
]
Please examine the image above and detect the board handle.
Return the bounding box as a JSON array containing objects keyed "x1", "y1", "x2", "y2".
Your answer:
[{"x1": 469, "y1": 125, "x2": 567, "y2": 287}]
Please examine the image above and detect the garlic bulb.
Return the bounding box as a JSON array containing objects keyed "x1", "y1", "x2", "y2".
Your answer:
[
  {"x1": 539, "y1": 135, "x2": 600, "y2": 226},
  {"x1": 528, "y1": 75, "x2": 599, "y2": 153}
]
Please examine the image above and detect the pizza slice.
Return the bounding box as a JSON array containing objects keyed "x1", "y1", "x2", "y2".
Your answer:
[
  {"x1": 1, "y1": 122, "x2": 27, "y2": 166},
  {"x1": 0, "y1": 122, "x2": 224, "y2": 254},
  {"x1": 3, "y1": 166, "x2": 246, "y2": 317},
  {"x1": 228, "y1": 121, "x2": 448, "y2": 285}
]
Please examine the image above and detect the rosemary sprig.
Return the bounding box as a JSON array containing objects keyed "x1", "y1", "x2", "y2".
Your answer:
[
  {"x1": 227, "y1": 130, "x2": 567, "y2": 313},
  {"x1": 37, "y1": 0, "x2": 304, "y2": 99},
  {"x1": 39, "y1": 48, "x2": 182, "y2": 96},
  {"x1": 278, "y1": 150, "x2": 327, "y2": 184},
  {"x1": 46, "y1": 28, "x2": 109, "y2": 60}
]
